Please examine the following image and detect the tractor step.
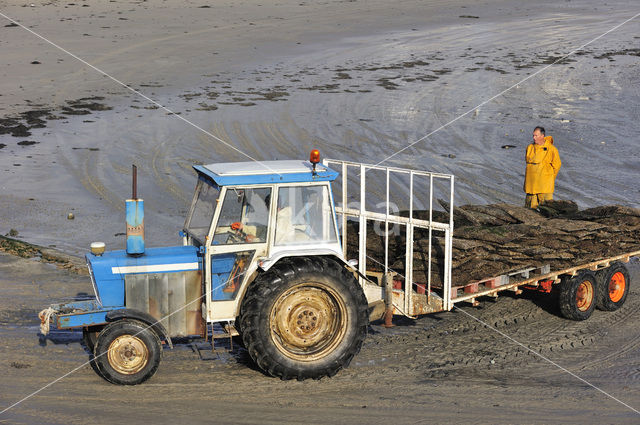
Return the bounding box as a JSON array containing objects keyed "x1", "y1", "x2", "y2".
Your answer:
[{"x1": 211, "y1": 322, "x2": 239, "y2": 353}]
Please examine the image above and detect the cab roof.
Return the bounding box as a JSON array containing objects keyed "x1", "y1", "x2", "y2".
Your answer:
[{"x1": 193, "y1": 160, "x2": 339, "y2": 186}]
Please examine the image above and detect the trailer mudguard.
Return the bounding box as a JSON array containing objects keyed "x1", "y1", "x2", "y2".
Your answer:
[{"x1": 105, "y1": 308, "x2": 173, "y2": 348}]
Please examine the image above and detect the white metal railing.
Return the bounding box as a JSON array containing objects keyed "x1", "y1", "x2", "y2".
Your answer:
[{"x1": 324, "y1": 159, "x2": 455, "y2": 314}]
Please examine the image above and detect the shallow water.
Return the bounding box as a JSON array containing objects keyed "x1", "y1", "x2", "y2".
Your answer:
[{"x1": 1, "y1": 7, "x2": 639, "y2": 255}]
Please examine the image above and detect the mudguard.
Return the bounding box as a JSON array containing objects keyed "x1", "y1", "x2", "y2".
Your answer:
[{"x1": 105, "y1": 308, "x2": 173, "y2": 348}]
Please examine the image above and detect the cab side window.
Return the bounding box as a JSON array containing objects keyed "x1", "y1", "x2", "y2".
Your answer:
[
  {"x1": 275, "y1": 186, "x2": 337, "y2": 245},
  {"x1": 213, "y1": 188, "x2": 271, "y2": 244}
]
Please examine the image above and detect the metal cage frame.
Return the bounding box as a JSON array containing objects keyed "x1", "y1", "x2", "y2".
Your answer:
[{"x1": 324, "y1": 159, "x2": 455, "y2": 315}]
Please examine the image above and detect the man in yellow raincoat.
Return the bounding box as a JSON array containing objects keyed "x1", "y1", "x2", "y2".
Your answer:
[{"x1": 524, "y1": 126, "x2": 561, "y2": 209}]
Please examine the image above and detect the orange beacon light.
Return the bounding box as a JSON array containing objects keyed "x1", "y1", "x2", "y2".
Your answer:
[{"x1": 310, "y1": 149, "x2": 320, "y2": 173}]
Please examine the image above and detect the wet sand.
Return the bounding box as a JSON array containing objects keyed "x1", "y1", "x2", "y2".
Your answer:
[
  {"x1": 1, "y1": 0, "x2": 640, "y2": 422},
  {"x1": 1, "y1": 251, "x2": 639, "y2": 424}
]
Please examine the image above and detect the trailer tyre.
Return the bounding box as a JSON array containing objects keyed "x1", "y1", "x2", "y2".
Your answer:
[
  {"x1": 558, "y1": 271, "x2": 597, "y2": 321},
  {"x1": 93, "y1": 319, "x2": 162, "y2": 385},
  {"x1": 239, "y1": 256, "x2": 368, "y2": 380},
  {"x1": 596, "y1": 263, "x2": 630, "y2": 311}
]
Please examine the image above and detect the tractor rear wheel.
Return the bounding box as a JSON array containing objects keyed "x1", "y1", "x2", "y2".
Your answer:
[
  {"x1": 558, "y1": 271, "x2": 597, "y2": 321},
  {"x1": 239, "y1": 256, "x2": 368, "y2": 380},
  {"x1": 596, "y1": 263, "x2": 630, "y2": 311},
  {"x1": 93, "y1": 319, "x2": 162, "y2": 385}
]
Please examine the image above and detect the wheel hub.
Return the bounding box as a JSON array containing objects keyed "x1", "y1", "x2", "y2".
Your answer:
[
  {"x1": 107, "y1": 335, "x2": 149, "y2": 375},
  {"x1": 609, "y1": 272, "x2": 626, "y2": 303},
  {"x1": 576, "y1": 280, "x2": 594, "y2": 311},
  {"x1": 270, "y1": 284, "x2": 347, "y2": 361},
  {"x1": 295, "y1": 309, "x2": 318, "y2": 334}
]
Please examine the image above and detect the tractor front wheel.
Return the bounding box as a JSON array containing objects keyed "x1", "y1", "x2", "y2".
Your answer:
[
  {"x1": 239, "y1": 256, "x2": 368, "y2": 380},
  {"x1": 93, "y1": 319, "x2": 162, "y2": 385}
]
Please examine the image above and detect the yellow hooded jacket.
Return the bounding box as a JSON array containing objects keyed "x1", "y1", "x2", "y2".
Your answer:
[{"x1": 524, "y1": 135, "x2": 561, "y2": 194}]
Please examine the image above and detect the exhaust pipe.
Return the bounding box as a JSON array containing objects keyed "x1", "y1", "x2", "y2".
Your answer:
[{"x1": 126, "y1": 164, "x2": 145, "y2": 256}]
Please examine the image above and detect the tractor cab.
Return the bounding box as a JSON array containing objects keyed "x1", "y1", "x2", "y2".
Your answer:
[{"x1": 183, "y1": 157, "x2": 342, "y2": 322}]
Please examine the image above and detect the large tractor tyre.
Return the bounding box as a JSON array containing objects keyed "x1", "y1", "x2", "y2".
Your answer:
[
  {"x1": 558, "y1": 271, "x2": 597, "y2": 321},
  {"x1": 239, "y1": 256, "x2": 368, "y2": 380},
  {"x1": 232, "y1": 316, "x2": 245, "y2": 349},
  {"x1": 93, "y1": 319, "x2": 162, "y2": 385},
  {"x1": 596, "y1": 263, "x2": 630, "y2": 311}
]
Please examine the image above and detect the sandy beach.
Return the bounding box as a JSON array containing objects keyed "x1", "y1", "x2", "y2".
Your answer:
[
  {"x1": 1, "y1": 0, "x2": 640, "y2": 422},
  {"x1": 1, "y1": 248, "x2": 639, "y2": 424}
]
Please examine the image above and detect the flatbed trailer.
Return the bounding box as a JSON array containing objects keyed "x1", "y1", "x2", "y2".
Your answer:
[
  {"x1": 324, "y1": 159, "x2": 637, "y2": 322},
  {"x1": 451, "y1": 250, "x2": 640, "y2": 305}
]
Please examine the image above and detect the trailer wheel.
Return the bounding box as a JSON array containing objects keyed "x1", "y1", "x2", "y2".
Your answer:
[
  {"x1": 239, "y1": 256, "x2": 368, "y2": 380},
  {"x1": 558, "y1": 271, "x2": 597, "y2": 321},
  {"x1": 93, "y1": 319, "x2": 162, "y2": 385},
  {"x1": 596, "y1": 263, "x2": 630, "y2": 311}
]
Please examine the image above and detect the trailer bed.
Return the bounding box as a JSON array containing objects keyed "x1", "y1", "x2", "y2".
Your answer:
[{"x1": 325, "y1": 159, "x2": 640, "y2": 318}]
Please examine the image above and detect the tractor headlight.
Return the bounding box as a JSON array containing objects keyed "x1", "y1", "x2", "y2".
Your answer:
[{"x1": 90, "y1": 241, "x2": 105, "y2": 256}]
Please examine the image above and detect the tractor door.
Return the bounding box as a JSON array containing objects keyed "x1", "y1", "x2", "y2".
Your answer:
[{"x1": 205, "y1": 186, "x2": 272, "y2": 321}]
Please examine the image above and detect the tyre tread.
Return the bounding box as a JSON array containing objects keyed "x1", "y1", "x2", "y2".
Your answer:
[
  {"x1": 596, "y1": 262, "x2": 630, "y2": 311},
  {"x1": 558, "y1": 271, "x2": 597, "y2": 321},
  {"x1": 239, "y1": 256, "x2": 368, "y2": 380},
  {"x1": 93, "y1": 319, "x2": 162, "y2": 385}
]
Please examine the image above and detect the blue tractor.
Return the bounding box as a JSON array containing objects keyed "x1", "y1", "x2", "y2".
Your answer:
[{"x1": 39, "y1": 151, "x2": 373, "y2": 384}]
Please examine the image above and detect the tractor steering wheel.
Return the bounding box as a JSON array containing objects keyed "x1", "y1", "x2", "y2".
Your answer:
[{"x1": 227, "y1": 222, "x2": 256, "y2": 243}]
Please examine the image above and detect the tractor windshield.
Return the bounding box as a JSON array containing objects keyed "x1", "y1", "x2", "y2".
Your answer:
[{"x1": 185, "y1": 179, "x2": 220, "y2": 242}]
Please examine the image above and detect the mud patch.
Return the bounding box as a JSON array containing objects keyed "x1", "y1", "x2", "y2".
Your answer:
[
  {"x1": 180, "y1": 92, "x2": 203, "y2": 101},
  {"x1": 484, "y1": 65, "x2": 509, "y2": 74},
  {"x1": 67, "y1": 97, "x2": 112, "y2": 111},
  {"x1": 377, "y1": 77, "x2": 400, "y2": 90},
  {"x1": 247, "y1": 90, "x2": 289, "y2": 101},
  {"x1": 176, "y1": 53, "x2": 450, "y2": 111},
  {"x1": 60, "y1": 107, "x2": 92, "y2": 115},
  {"x1": 196, "y1": 103, "x2": 218, "y2": 111},
  {"x1": 0, "y1": 120, "x2": 33, "y2": 137},
  {"x1": 334, "y1": 72, "x2": 352, "y2": 79},
  {"x1": 593, "y1": 48, "x2": 640, "y2": 60},
  {"x1": 0, "y1": 97, "x2": 111, "y2": 138},
  {"x1": 0, "y1": 236, "x2": 87, "y2": 274},
  {"x1": 300, "y1": 83, "x2": 341, "y2": 92},
  {"x1": 218, "y1": 101, "x2": 257, "y2": 107}
]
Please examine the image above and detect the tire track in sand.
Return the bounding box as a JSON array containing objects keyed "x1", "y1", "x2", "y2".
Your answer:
[{"x1": 356, "y1": 282, "x2": 640, "y2": 379}]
